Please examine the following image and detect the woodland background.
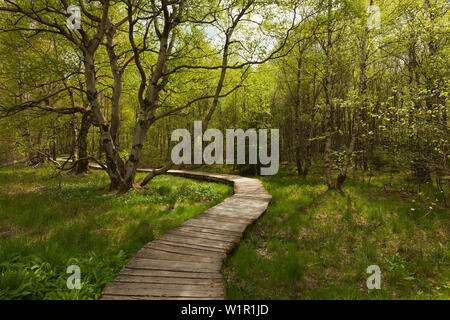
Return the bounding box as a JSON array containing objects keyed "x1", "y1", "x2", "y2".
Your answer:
[{"x1": 0, "y1": 0, "x2": 447, "y2": 193}]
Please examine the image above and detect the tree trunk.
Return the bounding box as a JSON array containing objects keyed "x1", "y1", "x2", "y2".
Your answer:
[
  {"x1": 106, "y1": 24, "x2": 122, "y2": 146},
  {"x1": 323, "y1": 82, "x2": 334, "y2": 189},
  {"x1": 122, "y1": 17, "x2": 177, "y2": 192},
  {"x1": 83, "y1": 50, "x2": 124, "y2": 190},
  {"x1": 67, "y1": 87, "x2": 79, "y2": 161},
  {"x1": 74, "y1": 111, "x2": 91, "y2": 175},
  {"x1": 294, "y1": 50, "x2": 311, "y2": 178}
]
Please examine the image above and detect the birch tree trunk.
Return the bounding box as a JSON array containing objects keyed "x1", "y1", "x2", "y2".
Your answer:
[
  {"x1": 83, "y1": 50, "x2": 124, "y2": 190},
  {"x1": 121, "y1": 21, "x2": 172, "y2": 192}
]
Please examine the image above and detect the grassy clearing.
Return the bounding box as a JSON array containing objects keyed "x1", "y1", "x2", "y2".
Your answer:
[
  {"x1": 0, "y1": 165, "x2": 233, "y2": 300},
  {"x1": 224, "y1": 170, "x2": 449, "y2": 300}
]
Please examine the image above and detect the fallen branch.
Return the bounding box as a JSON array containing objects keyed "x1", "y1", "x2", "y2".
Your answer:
[{"x1": 139, "y1": 161, "x2": 174, "y2": 187}]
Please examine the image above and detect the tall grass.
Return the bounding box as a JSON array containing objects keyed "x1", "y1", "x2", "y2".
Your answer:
[{"x1": 224, "y1": 171, "x2": 449, "y2": 299}]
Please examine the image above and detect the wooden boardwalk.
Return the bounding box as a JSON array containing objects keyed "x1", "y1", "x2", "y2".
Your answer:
[{"x1": 100, "y1": 169, "x2": 271, "y2": 300}]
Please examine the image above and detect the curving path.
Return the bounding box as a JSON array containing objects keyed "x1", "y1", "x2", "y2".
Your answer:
[{"x1": 100, "y1": 168, "x2": 271, "y2": 300}]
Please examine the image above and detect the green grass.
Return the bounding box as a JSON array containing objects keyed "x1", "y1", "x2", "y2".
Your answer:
[
  {"x1": 223, "y1": 170, "x2": 449, "y2": 300},
  {"x1": 0, "y1": 165, "x2": 233, "y2": 300}
]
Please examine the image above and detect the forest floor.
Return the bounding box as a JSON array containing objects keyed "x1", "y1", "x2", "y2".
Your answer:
[
  {"x1": 223, "y1": 169, "x2": 449, "y2": 299},
  {"x1": 0, "y1": 165, "x2": 232, "y2": 299}
]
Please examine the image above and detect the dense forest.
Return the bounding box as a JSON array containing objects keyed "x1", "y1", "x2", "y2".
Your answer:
[
  {"x1": 0, "y1": 0, "x2": 448, "y2": 193},
  {"x1": 0, "y1": 0, "x2": 448, "y2": 300}
]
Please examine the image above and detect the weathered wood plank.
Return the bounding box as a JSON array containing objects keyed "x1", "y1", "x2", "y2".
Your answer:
[
  {"x1": 182, "y1": 219, "x2": 247, "y2": 233},
  {"x1": 191, "y1": 216, "x2": 252, "y2": 227},
  {"x1": 103, "y1": 282, "x2": 224, "y2": 298},
  {"x1": 203, "y1": 209, "x2": 263, "y2": 220},
  {"x1": 119, "y1": 268, "x2": 223, "y2": 279},
  {"x1": 175, "y1": 225, "x2": 243, "y2": 237},
  {"x1": 195, "y1": 212, "x2": 253, "y2": 224},
  {"x1": 162, "y1": 232, "x2": 236, "y2": 245},
  {"x1": 213, "y1": 203, "x2": 268, "y2": 213},
  {"x1": 219, "y1": 199, "x2": 269, "y2": 208},
  {"x1": 143, "y1": 242, "x2": 225, "y2": 258},
  {"x1": 233, "y1": 193, "x2": 272, "y2": 201},
  {"x1": 114, "y1": 275, "x2": 223, "y2": 285},
  {"x1": 152, "y1": 239, "x2": 228, "y2": 253},
  {"x1": 126, "y1": 258, "x2": 222, "y2": 272},
  {"x1": 134, "y1": 248, "x2": 218, "y2": 263},
  {"x1": 167, "y1": 228, "x2": 241, "y2": 243},
  {"x1": 101, "y1": 294, "x2": 223, "y2": 300},
  {"x1": 159, "y1": 234, "x2": 235, "y2": 250}
]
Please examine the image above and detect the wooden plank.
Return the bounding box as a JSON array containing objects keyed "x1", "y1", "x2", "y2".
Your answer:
[
  {"x1": 203, "y1": 211, "x2": 260, "y2": 221},
  {"x1": 203, "y1": 208, "x2": 263, "y2": 220},
  {"x1": 210, "y1": 203, "x2": 267, "y2": 212},
  {"x1": 210, "y1": 208, "x2": 266, "y2": 219},
  {"x1": 167, "y1": 228, "x2": 241, "y2": 243},
  {"x1": 213, "y1": 204, "x2": 268, "y2": 213},
  {"x1": 160, "y1": 233, "x2": 235, "y2": 250},
  {"x1": 119, "y1": 268, "x2": 223, "y2": 279},
  {"x1": 189, "y1": 217, "x2": 253, "y2": 231},
  {"x1": 191, "y1": 215, "x2": 251, "y2": 226},
  {"x1": 219, "y1": 199, "x2": 269, "y2": 208},
  {"x1": 144, "y1": 241, "x2": 224, "y2": 258},
  {"x1": 103, "y1": 282, "x2": 224, "y2": 298},
  {"x1": 233, "y1": 193, "x2": 272, "y2": 201},
  {"x1": 195, "y1": 212, "x2": 253, "y2": 224},
  {"x1": 206, "y1": 204, "x2": 264, "y2": 214},
  {"x1": 176, "y1": 225, "x2": 242, "y2": 237},
  {"x1": 183, "y1": 219, "x2": 247, "y2": 233},
  {"x1": 134, "y1": 247, "x2": 217, "y2": 263},
  {"x1": 114, "y1": 274, "x2": 223, "y2": 286},
  {"x1": 152, "y1": 239, "x2": 228, "y2": 253},
  {"x1": 101, "y1": 294, "x2": 222, "y2": 300},
  {"x1": 126, "y1": 257, "x2": 221, "y2": 272}
]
